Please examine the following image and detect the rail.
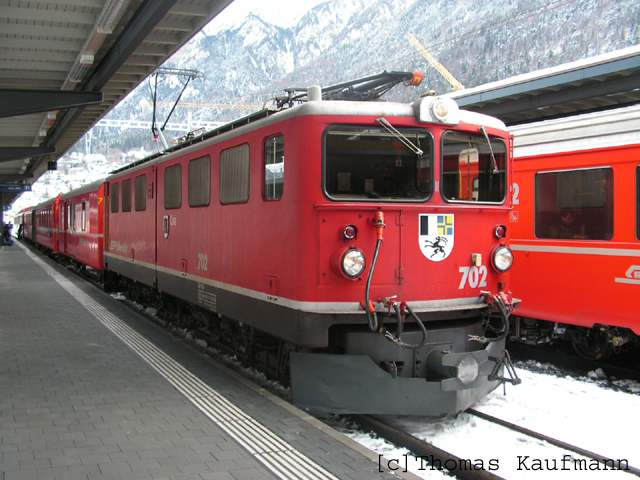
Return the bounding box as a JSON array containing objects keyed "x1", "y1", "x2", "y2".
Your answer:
[
  {"x1": 352, "y1": 411, "x2": 640, "y2": 480},
  {"x1": 468, "y1": 409, "x2": 640, "y2": 476}
]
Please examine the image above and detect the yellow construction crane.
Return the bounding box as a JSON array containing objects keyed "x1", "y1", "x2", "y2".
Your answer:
[{"x1": 408, "y1": 33, "x2": 464, "y2": 91}]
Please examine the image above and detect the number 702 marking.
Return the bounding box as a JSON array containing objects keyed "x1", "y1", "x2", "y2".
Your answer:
[
  {"x1": 459, "y1": 265, "x2": 488, "y2": 289},
  {"x1": 197, "y1": 253, "x2": 208, "y2": 271}
]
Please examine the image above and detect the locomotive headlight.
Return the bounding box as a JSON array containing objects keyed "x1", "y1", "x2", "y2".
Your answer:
[
  {"x1": 415, "y1": 96, "x2": 460, "y2": 125},
  {"x1": 491, "y1": 245, "x2": 514, "y2": 273},
  {"x1": 432, "y1": 98, "x2": 451, "y2": 120},
  {"x1": 431, "y1": 98, "x2": 460, "y2": 124},
  {"x1": 341, "y1": 249, "x2": 366, "y2": 278}
]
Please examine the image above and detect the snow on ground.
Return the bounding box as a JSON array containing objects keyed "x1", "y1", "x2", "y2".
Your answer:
[{"x1": 331, "y1": 362, "x2": 640, "y2": 479}]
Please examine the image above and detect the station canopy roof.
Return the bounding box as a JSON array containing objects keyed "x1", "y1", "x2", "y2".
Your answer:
[
  {"x1": 0, "y1": 0, "x2": 233, "y2": 206},
  {"x1": 444, "y1": 44, "x2": 640, "y2": 127}
]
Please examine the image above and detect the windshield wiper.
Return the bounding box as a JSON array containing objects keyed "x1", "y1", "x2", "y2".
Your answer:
[
  {"x1": 479, "y1": 125, "x2": 499, "y2": 174},
  {"x1": 377, "y1": 117, "x2": 424, "y2": 156}
]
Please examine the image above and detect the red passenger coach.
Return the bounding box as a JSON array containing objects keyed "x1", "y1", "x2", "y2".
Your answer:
[
  {"x1": 56, "y1": 180, "x2": 106, "y2": 271},
  {"x1": 14, "y1": 207, "x2": 33, "y2": 241},
  {"x1": 102, "y1": 72, "x2": 520, "y2": 416},
  {"x1": 32, "y1": 195, "x2": 61, "y2": 251},
  {"x1": 509, "y1": 105, "x2": 640, "y2": 359}
]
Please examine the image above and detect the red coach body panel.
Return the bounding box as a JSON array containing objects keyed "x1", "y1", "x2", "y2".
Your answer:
[
  {"x1": 510, "y1": 106, "x2": 640, "y2": 334},
  {"x1": 21, "y1": 207, "x2": 34, "y2": 241},
  {"x1": 57, "y1": 180, "x2": 105, "y2": 270},
  {"x1": 32, "y1": 195, "x2": 61, "y2": 251}
]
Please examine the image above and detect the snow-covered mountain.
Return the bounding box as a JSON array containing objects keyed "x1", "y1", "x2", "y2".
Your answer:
[
  {"x1": 10, "y1": 0, "x2": 640, "y2": 214},
  {"x1": 119, "y1": 0, "x2": 640, "y2": 123}
]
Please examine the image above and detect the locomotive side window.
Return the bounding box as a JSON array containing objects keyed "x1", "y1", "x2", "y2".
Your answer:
[
  {"x1": 164, "y1": 164, "x2": 182, "y2": 209},
  {"x1": 441, "y1": 132, "x2": 507, "y2": 203},
  {"x1": 220, "y1": 144, "x2": 250, "y2": 205},
  {"x1": 135, "y1": 174, "x2": 146, "y2": 211},
  {"x1": 535, "y1": 167, "x2": 613, "y2": 240},
  {"x1": 189, "y1": 156, "x2": 211, "y2": 207},
  {"x1": 324, "y1": 127, "x2": 432, "y2": 201},
  {"x1": 110, "y1": 182, "x2": 119, "y2": 213},
  {"x1": 264, "y1": 135, "x2": 284, "y2": 200},
  {"x1": 122, "y1": 179, "x2": 132, "y2": 212}
]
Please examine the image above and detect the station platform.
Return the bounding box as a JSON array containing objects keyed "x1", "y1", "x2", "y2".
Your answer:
[{"x1": 0, "y1": 241, "x2": 419, "y2": 480}]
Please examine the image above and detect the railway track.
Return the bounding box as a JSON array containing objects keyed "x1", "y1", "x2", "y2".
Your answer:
[
  {"x1": 350, "y1": 411, "x2": 640, "y2": 480},
  {"x1": 467, "y1": 409, "x2": 640, "y2": 476},
  {"x1": 350, "y1": 414, "x2": 502, "y2": 480}
]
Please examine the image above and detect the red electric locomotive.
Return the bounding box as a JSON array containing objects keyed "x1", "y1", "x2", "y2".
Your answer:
[
  {"x1": 101, "y1": 72, "x2": 519, "y2": 416},
  {"x1": 509, "y1": 105, "x2": 640, "y2": 359}
]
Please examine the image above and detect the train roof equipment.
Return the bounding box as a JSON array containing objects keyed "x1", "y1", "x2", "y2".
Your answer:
[{"x1": 112, "y1": 70, "x2": 510, "y2": 178}]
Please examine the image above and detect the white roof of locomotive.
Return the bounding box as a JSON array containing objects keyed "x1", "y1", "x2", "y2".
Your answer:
[
  {"x1": 297, "y1": 98, "x2": 506, "y2": 129},
  {"x1": 510, "y1": 104, "x2": 640, "y2": 157}
]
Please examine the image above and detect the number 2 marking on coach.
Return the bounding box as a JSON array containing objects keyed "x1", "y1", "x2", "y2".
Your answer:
[{"x1": 459, "y1": 265, "x2": 488, "y2": 289}]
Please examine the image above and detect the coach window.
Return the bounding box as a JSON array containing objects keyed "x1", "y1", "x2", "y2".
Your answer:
[
  {"x1": 122, "y1": 179, "x2": 132, "y2": 212},
  {"x1": 81, "y1": 201, "x2": 86, "y2": 231},
  {"x1": 535, "y1": 167, "x2": 613, "y2": 241},
  {"x1": 189, "y1": 156, "x2": 211, "y2": 207},
  {"x1": 135, "y1": 174, "x2": 146, "y2": 211},
  {"x1": 264, "y1": 135, "x2": 284, "y2": 200},
  {"x1": 66, "y1": 203, "x2": 74, "y2": 231},
  {"x1": 324, "y1": 127, "x2": 432, "y2": 201},
  {"x1": 165, "y1": 164, "x2": 182, "y2": 209},
  {"x1": 220, "y1": 144, "x2": 250, "y2": 204},
  {"x1": 441, "y1": 132, "x2": 507, "y2": 203},
  {"x1": 110, "y1": 182, "x2": 119, "y2": 213}
]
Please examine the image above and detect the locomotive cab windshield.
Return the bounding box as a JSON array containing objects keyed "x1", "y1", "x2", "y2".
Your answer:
[
  {"x1": 442, "y1": 131, "x2": 508, "y2": 203},
  {"x1": 324, "y1": 126, "x2": 433, "y2": 201}
]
